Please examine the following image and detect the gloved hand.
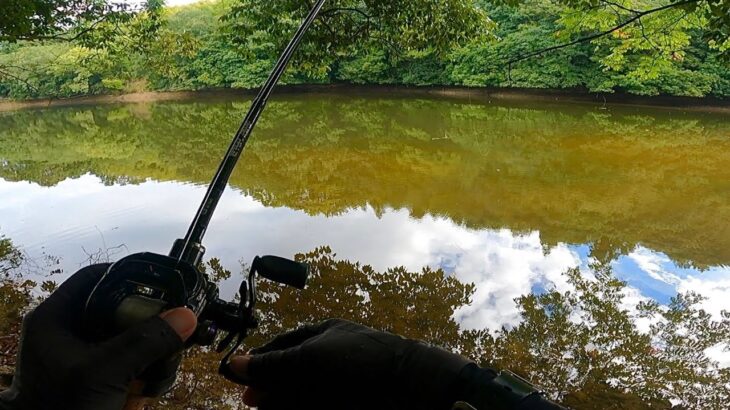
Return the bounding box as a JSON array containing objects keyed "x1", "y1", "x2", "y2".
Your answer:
[
  {"x1": 0, "y1": 264, "x2": 198, "y2": 410},
  {"x1": 228, "y1": 319, "x2": 473, "y2": 410}
]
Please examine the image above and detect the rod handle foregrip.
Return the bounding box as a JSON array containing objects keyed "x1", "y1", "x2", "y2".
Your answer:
[{"x1": 253, "y1": 256, "x2": 309, "y2": 289}]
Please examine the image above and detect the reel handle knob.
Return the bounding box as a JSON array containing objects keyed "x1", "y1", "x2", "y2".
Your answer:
[{"x1": 253, "y1": 256, "x2": 309, "y2": 289}]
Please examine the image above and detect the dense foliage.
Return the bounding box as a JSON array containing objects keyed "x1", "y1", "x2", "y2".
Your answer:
[
  {"x1": 0, "y1": 0, "x2": 727, "y2": 99},
  {"x1": 0, "y1": 0, "x2": 140, "y2": 42}
]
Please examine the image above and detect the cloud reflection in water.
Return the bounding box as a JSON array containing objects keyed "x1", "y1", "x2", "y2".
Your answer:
[{"x1": 1, "y1": 174, "x2": 728, "y2": 334}]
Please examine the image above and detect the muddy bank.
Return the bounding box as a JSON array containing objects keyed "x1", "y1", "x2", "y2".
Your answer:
[
  {"x1": 0, "y1": 90, "x2": 205, "y2": 112},
  {"x1": 0, "y1": 84, "x2": 728, "y2": 113}
]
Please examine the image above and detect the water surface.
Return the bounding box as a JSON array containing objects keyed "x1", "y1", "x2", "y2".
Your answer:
[{"x1": 1, "y1": 92, "x2": 729, "y2": 334}]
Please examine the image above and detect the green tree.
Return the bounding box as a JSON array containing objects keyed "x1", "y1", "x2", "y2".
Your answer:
[
  {"x1": 0, "y1": 0, "x2": 164, "y2": 98},
  {"x1": 2, "y1": 0, "x2": 728, "y2": 98},
  {"x1": 446, "y1": 0, "x2": 730, "y2": 96},
  {"x1": 498, "y1": 0, "x2": 730, "y2": 95},
  {"x1": 0, "y1": 0, "x2": 137, "y2": 42},
  {"x1": 224, "y1": 0, "x2": 494, "y2": 79}
]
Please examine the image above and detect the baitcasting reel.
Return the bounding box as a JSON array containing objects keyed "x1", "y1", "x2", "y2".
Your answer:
[
  {"x1": 83, "y1": 241, "x2": 309, "y2": 389},
  {"x1": 84, "y1": 243, "x2": 308, "y2": 345}
]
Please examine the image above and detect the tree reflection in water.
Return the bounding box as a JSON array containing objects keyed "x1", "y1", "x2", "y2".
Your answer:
[
  {"x1": 1, "y1": 95, "x2": 729, "y2": 268},
  {"x1": 1, "y1": 237, "x2": 729, "y2": 409},
  {"x1": 1, "y1": 94, "x2": 729, "y2": 408}
]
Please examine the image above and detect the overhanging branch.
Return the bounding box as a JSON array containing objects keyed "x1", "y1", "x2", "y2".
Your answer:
[
  {"x1": 0, "y1": 66, "x2": 39, "y2": 95},
  {"x1": 505, "y1": 0, "x2": 701, "y2": 66}
]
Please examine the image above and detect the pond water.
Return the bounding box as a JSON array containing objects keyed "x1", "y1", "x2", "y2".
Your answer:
[{"x1": 1, "y1": 91, "x2": 729, "y2": 337}]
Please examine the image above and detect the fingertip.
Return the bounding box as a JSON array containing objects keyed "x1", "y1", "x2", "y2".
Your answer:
[
  {"x1": 160, "y1": 308, "x2": 197, "y2": 341},
  {"x1": 243, "y1": 386, "x2": 265, "y2": 406},
  {"x1": 230, "y1": 355, "x2": 252, "y2": 378}
]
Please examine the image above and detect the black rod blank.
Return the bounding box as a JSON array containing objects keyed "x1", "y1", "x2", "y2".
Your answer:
[{"x1": 174, "y1": 0, "x2": 327, "y2": 264}]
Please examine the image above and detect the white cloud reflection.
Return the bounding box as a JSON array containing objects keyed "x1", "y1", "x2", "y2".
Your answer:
[
  {"x1": 1, "y1": 175, "x2": 729, "y2": 337},
  {"x1": 627, "y1": 247, "x2": 681, "y2": 285}
]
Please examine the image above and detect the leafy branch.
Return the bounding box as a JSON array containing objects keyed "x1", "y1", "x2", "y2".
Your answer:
[
  {"x1": 0, "y1": 65, "x2": 40, "y2": 95},
  {"x1": 505, "y1": 0, "x2": 701, "y2": 66}
]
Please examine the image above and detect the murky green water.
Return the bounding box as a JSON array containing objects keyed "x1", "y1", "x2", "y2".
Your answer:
[
  {"x1": 0, "y1": 93, "x2": 729, "y2": 313},
  {"x1": 2, "y1": 91, "x2": 730, "y2": 407}
]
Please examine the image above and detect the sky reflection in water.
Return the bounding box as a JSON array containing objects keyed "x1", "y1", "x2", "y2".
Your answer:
[
  {"x1": 2, "y1": 174, "x2": 728, "y2": 334},
  {"x1": 1, "y1": 93, "x2": 729, "y2": 372}
]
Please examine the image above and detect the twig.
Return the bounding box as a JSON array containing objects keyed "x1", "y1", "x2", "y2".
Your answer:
[
  {"x1": 637, "y1": 19, "x2": 661, "y2": 52},
  {"x1": 599, "y1": 0, "x2": 641, "y2": 14},
  {"x1": 321, "y1": 7, "x2": 372, "y2": 21},
  {"x1": 79, "y1": 229, "x2": 128, "y2": 266},
  {"x1": 0, "y1": 66, "x2": 39, "y2": 94},
  {"x1": 505, "y1": 0, "x2": 701, "y2": 66},
  {"x1": 19, "y1": 13, "x2": 114, "y2": 42}
]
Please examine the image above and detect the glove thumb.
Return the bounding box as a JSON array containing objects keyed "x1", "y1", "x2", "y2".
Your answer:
[
  {"x1": 159, "y1": 308, "x2": 198, "y2": 342},
  {"x1": 98, "y1": 308, "x2": 197, "y2": 380}
]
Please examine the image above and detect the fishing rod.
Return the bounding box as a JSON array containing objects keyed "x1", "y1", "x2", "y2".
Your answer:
[
  {"x1": 172, "y1": 0, "x2": 328, "y2": 266},
  {"x1": 83, "y1": 0, "x2": 327, "y2": 394}
]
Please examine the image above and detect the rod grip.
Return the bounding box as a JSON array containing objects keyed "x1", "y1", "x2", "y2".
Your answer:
[{"x1": 253, "y1": 256, "x2": 309, "y2": 289}]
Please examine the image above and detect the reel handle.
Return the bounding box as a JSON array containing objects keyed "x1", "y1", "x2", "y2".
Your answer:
[{"x1": 253, "y1": 256, "x2": 309, "y2": 289}]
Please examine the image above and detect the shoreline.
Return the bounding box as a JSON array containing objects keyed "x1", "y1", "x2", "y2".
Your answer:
[{"x1": 0, "y1": 84, "x2": 728, "y2": 113}]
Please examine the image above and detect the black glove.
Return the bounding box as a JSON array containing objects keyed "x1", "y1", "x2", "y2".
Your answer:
[
  {"x1": 229, "y1": 318, "x2": 473, "y2": 410},
  {"x1": 0, "y1": 264, "x2": 197, "y2": 410},
  {"x1": 454, "y1": 364, "x2": 567, "y2": 410}
]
